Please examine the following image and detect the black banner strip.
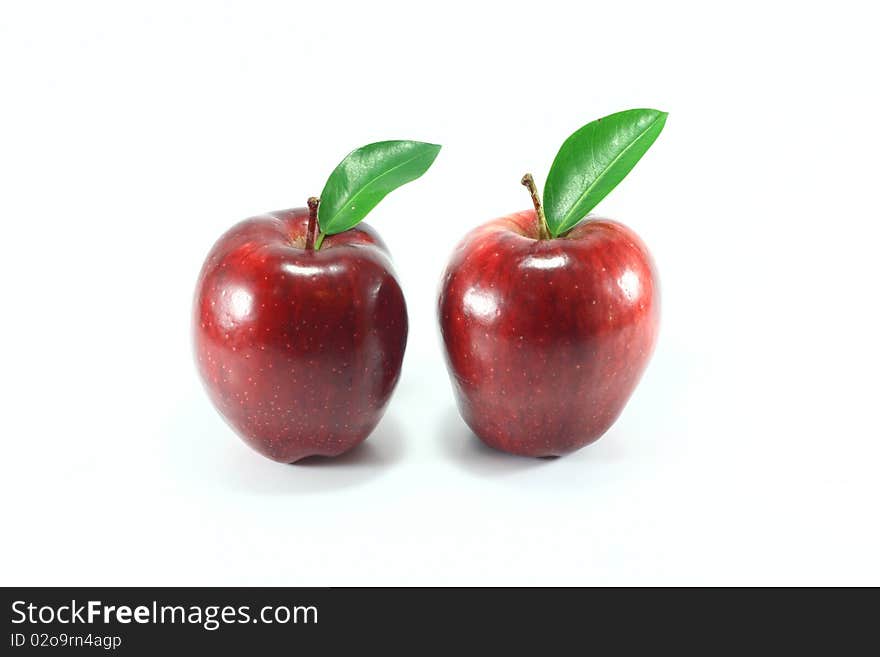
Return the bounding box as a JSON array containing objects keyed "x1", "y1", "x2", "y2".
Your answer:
[{"x1": 2, "y1": 587, "x2": 874, "y2": 653}]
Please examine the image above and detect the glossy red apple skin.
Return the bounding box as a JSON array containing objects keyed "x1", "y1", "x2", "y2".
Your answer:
[
  {"x1": 438, "y1": 209, "x2": 659, "y2": 457},
  {"x1": 194, "y1": 208, "x2": 407, "y2": 463}
]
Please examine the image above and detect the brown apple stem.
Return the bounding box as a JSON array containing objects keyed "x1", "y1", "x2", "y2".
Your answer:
[
  {"x1": 521, "y1": 173, "x2": 551, "y2": 240},
  {"x1": 305, "y1": 197, "x2": 320, "y2": 251}
]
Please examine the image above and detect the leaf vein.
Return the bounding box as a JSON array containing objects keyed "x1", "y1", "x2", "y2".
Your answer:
[
  {"x1": 322, "y1": 150, "x2": 431, "y2": 232},
  {"x1": 558, "y1": 114, "x2": 664, "y2": 233}
]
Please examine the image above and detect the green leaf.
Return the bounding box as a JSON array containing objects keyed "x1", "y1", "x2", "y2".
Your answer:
[
  {"x1": 542, "y1": 109, "x2": 668, "y2": 237},
  {"x1": 317, "y1": 140, "x2": 441, "y2": 236}
]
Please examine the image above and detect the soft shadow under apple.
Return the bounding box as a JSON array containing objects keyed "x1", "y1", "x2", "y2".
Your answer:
[
  {"x1": 437, "y1": 407, "x2": 558, "y2": 477},
  {"x1": 165, "y1": 397, "x2": 404, "y2": 495}
]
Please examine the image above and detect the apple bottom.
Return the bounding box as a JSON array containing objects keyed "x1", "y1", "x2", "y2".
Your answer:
[
  {"x1": 211, "y1": 400, "x2": 387, "y2": 464},
  {"x1": 199, "y1": 361, "x2": 395, "y2": 463},
  {"x1": 449, "y1": 324, "x2": 653, "y2": 458}
]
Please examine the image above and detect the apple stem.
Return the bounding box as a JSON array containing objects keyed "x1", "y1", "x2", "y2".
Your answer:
[
  {"x1": 305, "y1": 197, "x2": 320, "y2": 251},
  {"x1": 521, "y1": 173, "x2": 551, "y2": 240}
]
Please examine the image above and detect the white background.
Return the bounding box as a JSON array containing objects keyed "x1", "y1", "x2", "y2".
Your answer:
[{"x1": 2, "y1": 0, "x2": 878, "y2": 585}]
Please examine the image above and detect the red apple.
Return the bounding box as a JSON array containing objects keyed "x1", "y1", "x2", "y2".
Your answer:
[
  {"x1": 193, "y1": 207, "x2": 407, "y2": 462},
  {"x1": 438, "y1": 209, "x2": 659, "y2": 457}
]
